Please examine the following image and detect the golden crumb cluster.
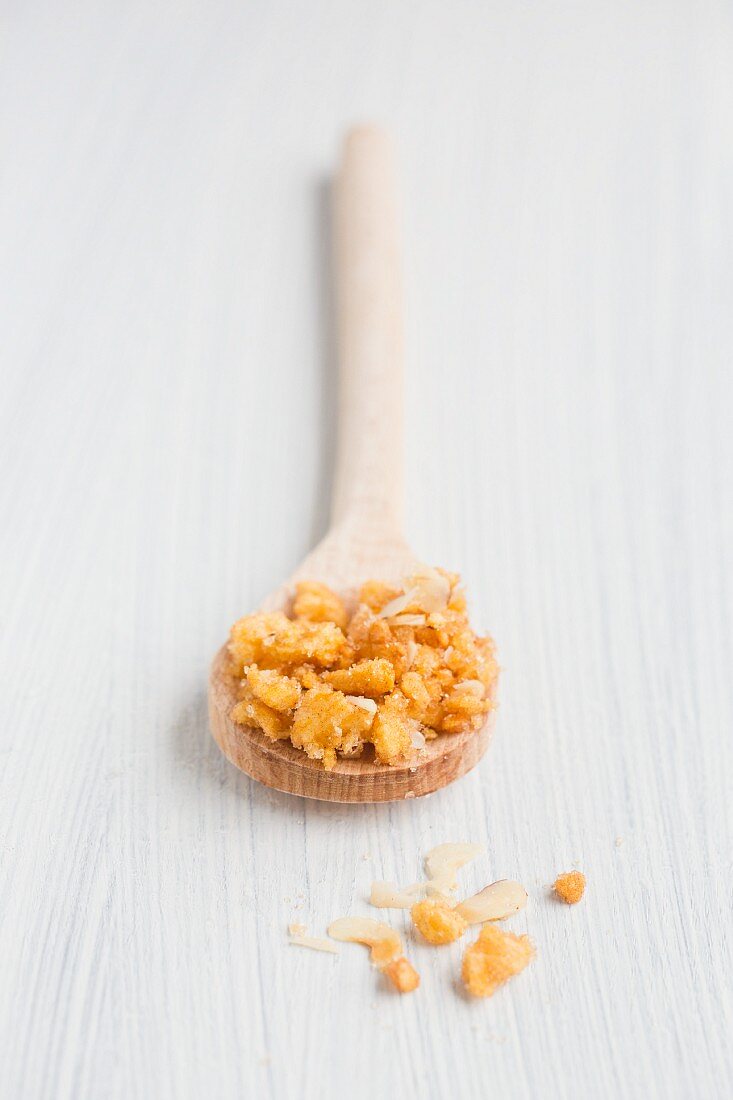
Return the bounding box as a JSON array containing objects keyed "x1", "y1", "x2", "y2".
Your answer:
[
  {"x1": 411, "y1": 899, "x2": 468, "y2": 945},
  {"x1": 228, "y1": 568, "x2": 498, "y2": 769},
  {"x1": 461, "y1": 925, "x2": 536, "y2": 998},
  {"x1": 554, "y1": 871, "x2": 586, "y2": 904}
]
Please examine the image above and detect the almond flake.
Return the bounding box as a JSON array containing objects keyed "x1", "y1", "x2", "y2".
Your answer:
[
  {"x1": 424, "y1": 842, "x2": 484, "y2": 894},
  {"x1": 388, "y1": 613, "x2": 427, "y2": 627},
  {"x1": 408, "y1": 566, "x2": 451, "y2": 612},
  {"x1": 328, "y1": 916, "x2": 402, "y2": 965},
  {"x1": 455, "y1": 880, "x2": 528, "y2": 923},
  {"x1": 370, "y1": 881, "x2": 425, "y2": 909},
  {"x1": 453, "y1": 680, "x2": 485, "y2": 697},
  {"x1": 410, "y1": 727, "x2": 427, "y2": 751},
  {"x1": 345, "y1": 695, "x2": 378, "y2": 715},
  {"x1": 288, "y1": 925, "x2": 340, "y2": 954},
  {"x1": 377, "y1": 591, "x2": 415, "y2": 619}
]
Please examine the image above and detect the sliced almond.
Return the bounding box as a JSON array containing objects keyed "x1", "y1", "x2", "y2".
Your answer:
[
  {"x1": 288, "y1": 924, "x2": 340, "y2": 954},
  {"x1": 452, "y1": 680, "x2": 486, "y2": 697},
  {"x1": 345, "y1": 695, "x2": 378, "y2": 715},
  {"x1": 455, "y1": 880, "x2": 528, "y2": 923},
  {"x1": 370, "y1": 881, "x2": 425, "y2": 909},
  {"x1": 328, "y1": 916, "x2": 402, "y2": 966},
  {"x1": 377, "y1": 566, "x2": 451, "y2": 620},
  {"x1": 424, "y1": 842, "x2": 484, "y2": 894},
  {"x1": 409, "y1": 566, "x2": 451, "y2": 613},
  {"x1": 410, "y1": 728, "x2": 427, "y2": 751},
  {"x1": 377, "y1": 590, "x2": 415, "y2": 619},
  {"x1": 388, "y1": 613, "x2": 427, "y2": 627}
]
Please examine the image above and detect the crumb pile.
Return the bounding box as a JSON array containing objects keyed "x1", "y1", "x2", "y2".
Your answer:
[{"x1": 227, "y1": 568, "x2": 498, "y2": 769}]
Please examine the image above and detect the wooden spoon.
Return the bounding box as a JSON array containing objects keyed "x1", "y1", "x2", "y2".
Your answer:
[{"x1": 208, "y1": 125, "x2": 495, "y2": 802}]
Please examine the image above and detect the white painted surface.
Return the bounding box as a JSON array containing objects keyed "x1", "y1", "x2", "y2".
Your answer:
[{"x1": 1, "y1": 3, "x2": 732, "y2": 1098}]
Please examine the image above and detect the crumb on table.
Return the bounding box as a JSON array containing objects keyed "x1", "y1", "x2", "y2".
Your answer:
[
  {"x1": 411, "y1": 899, "x2": 468, "y2": 944},
  {"x1": 383, "y1": 956, "x2": 420, "y2": 993},
  {"x1": 553, "y1": 871, "x2": 586, "y2": 904},
  {"x1": 461, "y1": 924, "x2": 535, "y2": 998}
]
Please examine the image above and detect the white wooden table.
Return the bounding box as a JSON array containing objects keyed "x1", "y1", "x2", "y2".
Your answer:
[{"x1": 2, "y1": 3, "x2": 732, "y2": 1097}]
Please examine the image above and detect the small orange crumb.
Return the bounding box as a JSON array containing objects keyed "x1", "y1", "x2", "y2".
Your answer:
[
  {"x1": 246, "y1": 666, "x2": 301, "y2": 711},
  {"x1": 461, "y1": 924, "x2": 535, "y2": 998},
  {"x1": 323, "y1": 657, "x2": 396, "y2": 697},
  {"x1": 411, "y1": 899, "x2": 468, "y2": 945},
  {"x1": 383, "y1": 956, "x2": 420, "y2": 993},
  {"x1": 554, "y1": 871, "x2": 586, "y2": 904},
  {"x1": 292, "y1": 581, "x2": 348, "y2": 631}
]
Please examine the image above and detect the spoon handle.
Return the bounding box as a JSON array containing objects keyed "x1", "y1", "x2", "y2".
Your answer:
[{"x1": 331, "y1": 125, "x2": 404, "y2": 529}]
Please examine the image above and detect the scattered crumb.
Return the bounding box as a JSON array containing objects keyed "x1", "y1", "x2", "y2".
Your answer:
[
  {"x1": 383, "y1": 956, "x2": 420, "y2": 993},
  {"x1": 363, "y1": 852, "x2": 372, "y2": 861},
  {"x1": 615, "y1": 836, "x2": 624, "y2": 848},
  {"x1": 554, "y1": 871, "x2": 586, "y2": 904},
  {"x1": 462, "y1": 924, "x2": 536, "y2": 998},
  {"x1": 411, "y1": 899, "x2": 468, "y2": 944}
]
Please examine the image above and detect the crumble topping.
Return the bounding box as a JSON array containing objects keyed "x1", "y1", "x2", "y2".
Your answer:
[{"x1": 227, "y1": 568, "x2": 498, "y2": 769}]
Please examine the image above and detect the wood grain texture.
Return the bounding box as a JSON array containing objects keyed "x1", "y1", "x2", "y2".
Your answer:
[{"x1": 1, "y1": 2, "x2": 732, "y2": 1099}]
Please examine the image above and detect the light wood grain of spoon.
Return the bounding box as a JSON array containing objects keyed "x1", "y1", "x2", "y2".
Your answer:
[{"x1": 209, "y1": 125, "x2": 495, "y2": 802}]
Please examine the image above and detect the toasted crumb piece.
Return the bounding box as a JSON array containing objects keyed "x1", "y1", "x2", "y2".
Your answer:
[
  {"x1": 554, "y1": 871, "x2": 586, "y2": 904},
  {"x1": 292, "y1": 581, "x2": 348, "y2": 631},
  {"x1": 323, "y1": 657, "x2": 396, "y2": 698},
  {"x1": 411, "y1": 899, "x2": 468, "y2": 944},
  {"x1": 383, "y1": 956, "x2": 420, "y2": 993},
  {"x1": 369, "y1": 693, "x2": 415, "y2": 765},
  {"x1": 359, "y1": 580, "x2": 401, "y2": 613},
  {"x1": 230, "y1": 695, "x2": 290, "y2": 739},
  {"x1": 461, "y1": 924, "x2": 535, "y2": 998},
  {"x1": 246, "y1": 666, "x2": 301, "y2": 711},
  {"x1": 290, "y1": 685, "x2": 374, "y2": 770}
]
